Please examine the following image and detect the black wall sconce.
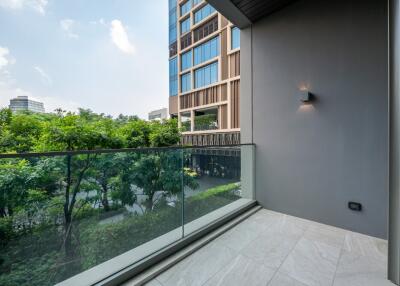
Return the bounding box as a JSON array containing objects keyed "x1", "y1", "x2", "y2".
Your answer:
[{"x1": 299, "y1": 91, "x2": 313, "y2": 103}]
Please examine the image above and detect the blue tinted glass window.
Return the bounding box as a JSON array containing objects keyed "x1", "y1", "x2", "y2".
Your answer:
[
  {"x1": 169, "y1": 0, "x2": 177, "y2": 44},
  {"x1": 169, "y1": 57, "x2": 178, "y2": 96},
  {"x1": 194, "y1": 62, "x2": 218, "y2": 88},
  {"x1": 181, "y1": 50, "x2": 192, "y2": 71},
  {"x1": 193, "y1": 0, "x2": 202, "y2": 6},
  {"x1": 194, "y1": 4, "x2": 216, "y2": 24},
  {"x1": 180, "y1": 1, "x2": 191, "y2": 16},
  {"x1": 181, "y1": 73, "x2": 192, "y2": 93},
  {"x1": 180, "y1": 18, "x2": 191, "y2": 35},
  {"x1": 231, "y1": 27, "x2": 240, "y2": 50},
  {"x1": 193, "y1": 36, "x2": 219, "y2": 66}
]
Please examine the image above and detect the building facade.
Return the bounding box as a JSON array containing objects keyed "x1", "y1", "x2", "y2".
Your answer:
[
  {"x1": 9, "y1": 96, "x2": 45, "y2": 113},
  {"x1": 168, "y1": 0, "x2": 240, "y2": 146},
  {"x1": 148, "y1": 108, "x2": 169, "y2": 121}
]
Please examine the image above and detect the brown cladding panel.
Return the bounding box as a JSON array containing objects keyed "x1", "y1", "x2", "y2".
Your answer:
[
  {"x1": 221, "y1": 29, "x2": 228, "y2": 80},
  {"x1": 220, "y1": 104, "x2": 228, "y2": 129},
  {"x1": 230, "y1": 80, "x2": 240, "y2": 128},
  {"x1": 229, "y1": 51, "x2": 240, "y2": 78},
  {"x1": 169, "y1": 96, "x2": 179, "y2": 115}
]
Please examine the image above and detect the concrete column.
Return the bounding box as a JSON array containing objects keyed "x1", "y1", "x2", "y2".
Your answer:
[{"x1": 389, "y1": 0, "x2": 400, "y2": 284}]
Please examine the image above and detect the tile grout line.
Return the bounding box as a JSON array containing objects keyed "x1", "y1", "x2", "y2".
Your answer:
[
  {"x1": 328, "y1": 229, "x2": 347, "y2": 286},
  {"x1": 267, "y1": 217, "x2": 312, "y2": 286}
]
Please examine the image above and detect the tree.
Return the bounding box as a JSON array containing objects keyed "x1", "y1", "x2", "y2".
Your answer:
[
  {"x1": 149, "y1": 118, "x2": 181, "y2": 147},
  {"x1": 131, "y1": 151, "x2": 198, "y2": 212}
]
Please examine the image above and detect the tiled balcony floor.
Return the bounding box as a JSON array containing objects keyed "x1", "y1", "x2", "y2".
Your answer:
[{"x1": 145, "y1": 209, "x2": 394, "y2": 286}]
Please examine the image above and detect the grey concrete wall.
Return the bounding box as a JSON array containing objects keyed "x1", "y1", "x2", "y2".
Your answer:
[
  {"x1": 389, "y1": 0, "x2": 400, "y2": 283},
  {"x1": 240, "y1": 0, "x2": 389, "y2": 238}
]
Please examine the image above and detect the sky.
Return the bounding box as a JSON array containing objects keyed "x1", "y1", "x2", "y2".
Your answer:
[{"x1": 0, "y1": 0, "x2": 169, "y2": 119}]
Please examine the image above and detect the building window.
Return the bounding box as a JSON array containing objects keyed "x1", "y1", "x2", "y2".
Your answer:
[
  {"x1": 180, "y1": 18, "x2": 191, "y2": 35},
  {"x1": 180, "y1": 33, "x2": 192, "y2": 50},
  {"x1": 180, "y1": 112, "x2": 191, "y2": 132},
  {"x1": 194, "y1": 108, "x2": 219, "y2": 131},
  {"x1": 194, "y1": 36, "x2": 219, "y2": 66},
  {"x1": 169, "y1": 57, "x2": 178, "y2": 96},
  {"x1": 181, "y1": 72, "x2": 192, "y2": 93},
  {"x1": 231, "y1": 27, "x2": 240, "y2": 50},
  {"x1": 194, "y1": 4, "x2": 216, "y2": 24},
  {"x1": 194, "y1": 62, "x2": 218, "y2": 88},
  {"x1": 169, "y1": 0, "x2": 177, "y2": 45},
  {"x1": 193, "y1": 0, "x2": 202, "y2": 6},
  {"x1": 181, "y1": 50, "x2": 192, "y2": 71},
  {"x1": 193, "y1": 16, "x2": 218, "y2": 43},
  {"x1": 180, "y1": 1, "x2": 191, "y2": 16}
]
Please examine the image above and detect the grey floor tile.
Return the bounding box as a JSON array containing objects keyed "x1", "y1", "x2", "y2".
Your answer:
[
  {"x1": 268, "y1": 272, "x2": 308, "y2": 286},
  {"x1": 156, "y1": 242, "x2": 237, "y2": 286},
  {"x1": 303, "y1": 223, "x2": 346, "y2": 249},
  {"x1": 280, "y1": 238, "x2": 341, "y2": 286},
  {"x1": 333, "y1": 249, "x2": 391, "y2": 286},
  {"x1": 241, "y1": 230, "x2": 299, "y2": 269},
  {"x1": 264, "y1": 215, "x2": 308, "y2": 239},
  {"x1": 203, "y1": 254, "x2": 276, "y2": 286},
  {"x1": 343, "y1": 232, "x2": 388, "y2": 260},
  {"x1": 211, "y1": 219, "x2": 263, "y2": 252}
]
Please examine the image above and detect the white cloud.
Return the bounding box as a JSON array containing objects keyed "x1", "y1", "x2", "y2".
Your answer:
[
  {"x1": 0, "y1": 0, "x2": 48, "y2": 15},
  {"x1": 0, "y1": 46, "x2": 16, "y2": 85},
  {"x1": 110, "y1": 20, "x2": 135, "y2": 55},
  {"x1": 60, "y1": 19, "x2": 79, "y2": 39},
  {"x1": 0, "y1": 46, "x2": 11, "y2": 70},
  {"x1": 34, "y1": 66, "x2": 52, "y2": 85}
]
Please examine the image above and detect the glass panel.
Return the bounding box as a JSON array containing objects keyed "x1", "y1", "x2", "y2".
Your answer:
[
  {"x1": 180, "y1": 112, "x2": 192, "y2": 132},
  {"x1": 180, "y1": 18, "x2": 191, "y2": 35},
  {"x1": 194, "y1": 4, "x2": 216, "y2": 24},
  {"x1": 0, "y1": 149, "x2": 184, "y2": 285},
  {"x1": 231, "y1": 27, "x2": 240, "y2": 50},
  {"x1": 181, "y1": 50, "x2": 192, "y2": 71},
  {"x1": 183, "y1": 145, "x2": 253, "y2": 235},
  {"x1": 180, "y1": 1, "x2": 191, "y2": 16},
  {"x1": 0, "y1": 145, "x2": 255, "y2": 285},
  {"x1": 169, "y1": 57, "x2": 178, "y2": 96},
  {"x1": 194, "y1": 108, "x2": 218, "y2": 131},
  {"x1": 193, "y1": 36, "x2": 219, "y2": 66}
]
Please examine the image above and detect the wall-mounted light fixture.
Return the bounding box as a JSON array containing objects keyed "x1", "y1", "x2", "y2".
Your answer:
[{"x1": 299, "y1": 90, "x2": 313, "y2": 103}]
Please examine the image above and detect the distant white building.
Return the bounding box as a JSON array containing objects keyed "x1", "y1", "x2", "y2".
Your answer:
[
  {"x1": 9, "y1": 96, "x2": 45, "y2": 113},
  {"x1": 148, "y1": 108, "x2": 168, "y2": 121}
]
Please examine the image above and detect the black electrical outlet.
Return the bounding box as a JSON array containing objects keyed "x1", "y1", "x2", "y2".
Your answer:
[{"x1": 348, "y1": 202, "x2": 362, "y2": 212}]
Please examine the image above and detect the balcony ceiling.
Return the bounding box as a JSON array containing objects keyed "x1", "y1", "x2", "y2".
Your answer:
[
  {"x1": 231, "y1": 0, "x2": 298, "y2": 23},
  {"x1": 206, "y1": 0, "x2": 298, "y2": 28}
]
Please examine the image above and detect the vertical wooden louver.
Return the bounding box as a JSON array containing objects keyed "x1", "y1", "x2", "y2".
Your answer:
[
  {"x1": 180, "y1": 84, "x2": 227, "y2": 110},
  {"x1": 229, "y1": 52, "x2": 240, "y2": 78},
  {"x1": 220, "y1": 105, "x2": 228, "y2": 129},
  {"x1": 230, "y1": 80, "x2": 240, "y2": 128}
]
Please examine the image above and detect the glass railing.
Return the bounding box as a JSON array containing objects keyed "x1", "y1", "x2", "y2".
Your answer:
[{"x1": 0, "y1": 144, "x2": 255, "y2": 286}]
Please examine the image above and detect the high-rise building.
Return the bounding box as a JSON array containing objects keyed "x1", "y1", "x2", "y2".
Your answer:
[
  {"x1": 168, "y1": 0, "x2": 240, "y2": 146},
  {"x1": 9, "y1": 96, "x2": 45, "y2": 113}
]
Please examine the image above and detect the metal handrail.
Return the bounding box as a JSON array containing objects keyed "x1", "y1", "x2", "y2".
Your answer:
[{"x1": 0, "y1": 143, "x2": 255, "y2": 159}]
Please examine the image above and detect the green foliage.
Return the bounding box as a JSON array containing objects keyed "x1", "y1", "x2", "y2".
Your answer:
[
  {"x1": 194, "y1": 114, "x2": 218, "y2": 131},
  {"x1": 189, "y1": 183, "x2": 240, "y2": 202},
  {"x1": 149, "y1": 118, "x2": 181, "y2": 147}
]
